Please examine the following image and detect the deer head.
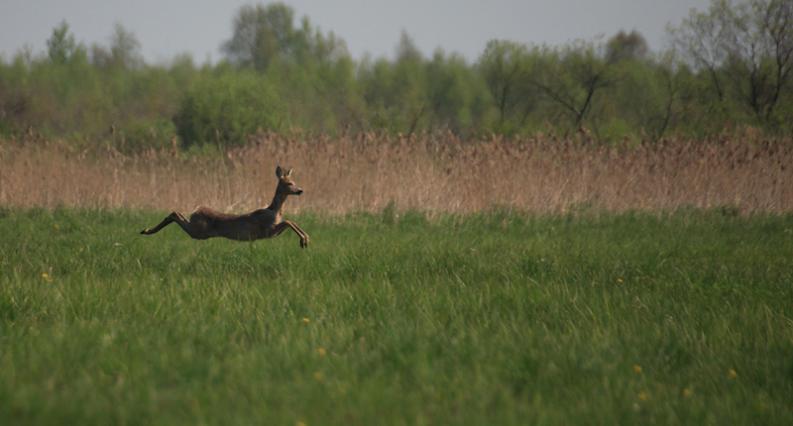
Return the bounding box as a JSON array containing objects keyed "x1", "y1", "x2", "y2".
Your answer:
[{"x1": 275, "y1": 165, "x2": 304, "y2": 196}]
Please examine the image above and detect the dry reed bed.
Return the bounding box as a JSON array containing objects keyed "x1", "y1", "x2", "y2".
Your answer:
[{"x1": 1, "y1": 133, "x2": 791, "y2": 215}]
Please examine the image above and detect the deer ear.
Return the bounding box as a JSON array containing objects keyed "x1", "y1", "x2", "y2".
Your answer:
[
  {"x1": 275, "y1": 165, "x2": 283, "y2": 178},
  {"x1": 286, "y1": 168, "x2": 293, "y2": 177}
]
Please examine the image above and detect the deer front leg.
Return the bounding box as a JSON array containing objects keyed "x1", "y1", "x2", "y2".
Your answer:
[
  {"x1": 272, "y1": 220, "x2": 310, "y2": 248},
  {"x1": 287, "y1": 220, "x2": 310, "y2": 248}
]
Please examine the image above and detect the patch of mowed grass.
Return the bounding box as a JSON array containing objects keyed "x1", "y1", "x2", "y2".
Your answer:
[{"x1": 1, "y1": 208, "x2": 792, "y2": 425}]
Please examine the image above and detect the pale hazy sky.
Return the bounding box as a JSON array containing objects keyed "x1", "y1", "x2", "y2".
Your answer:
[{"x1": 0, "y1": 0, "x2": 710, "y2": 63}]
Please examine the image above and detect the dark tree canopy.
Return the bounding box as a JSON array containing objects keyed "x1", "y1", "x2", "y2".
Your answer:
[{"x1": 606, "y1": 30, "x2": 649, "y2": 63}]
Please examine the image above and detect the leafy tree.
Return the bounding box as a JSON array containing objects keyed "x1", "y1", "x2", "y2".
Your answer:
[
  {"x1": 669, "y1": 2, "x2": 731, "y2": 101},
  {"x1": 725, "y1": 0, "x2": 793, "y2": 122},
  {"x1": 532, "y1": 42, "x2": 614, "y2": 130},
  {"x1": 477, "y1": 40, "x2": 537, "y2": 132},
  {"x1": 670, "y1": 0, "x2": 793, "y2": 123},
  {"x1": 395, "y1": 30, "x2": 423, "y2": 63},
  {"x1": 223, "y1": 3, "x2": 296, "y2": 70},
  {"x1": 91, "y1": 23, "x2": 143, "y2": 70},
  {"x1": 110, "y1": 23, "x2": 143, "y2": 69},
  {"x1": 222, "y1": 2, "x2": 347, "y2": 71},
  {"x1": 393, "y1": 32, "x2": 429, "y2": 135},
  {"x1": 358, "y1": 32, "x2": 431, "y2": 134},
  {"x1": 607, "y1": 52, "x2": 681, "y2": 141},
  {"x1": 425, "y1": 50, "x2": 488, "y2": 133},
  {"x1": 47, "y1": 21, "x2": 84, "y2": 65}
]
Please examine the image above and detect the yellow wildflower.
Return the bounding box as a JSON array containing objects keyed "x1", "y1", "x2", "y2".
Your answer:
[
  {"x1": 316, "y1": 347, "x2": 327, "y2": 357},
  {"x1": 638, "y1": 391, "x2": 649, "y2": 401},
  {"x1": 301, "y1": 317, "x2": 310, "y2": 324},
  {"x1": 728, "y1": 368, "x2": 738, "y2": 379},
  {"x1": 682, "y1": 387, "x2": 693, "y2": 398},
  {"x1": 632, "y1": 364, "x2": 642, "y2": 374},
  {"x1": 41, "y1": 272, "x2": 53, "y2": 283}
]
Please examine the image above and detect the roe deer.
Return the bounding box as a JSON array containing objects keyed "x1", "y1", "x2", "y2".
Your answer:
[{"x1": 140, "y1": 166, "x2": 310, "y2": 248}]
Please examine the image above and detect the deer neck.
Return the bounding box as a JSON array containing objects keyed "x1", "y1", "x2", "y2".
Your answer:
[{"x1": 267, "y1": 189, "x2": 288, "y2": 216}]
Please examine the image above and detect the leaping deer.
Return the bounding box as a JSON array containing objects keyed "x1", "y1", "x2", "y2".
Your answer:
[{"x1": 140, "y1": 166, "x2": 310, "y2": 248}]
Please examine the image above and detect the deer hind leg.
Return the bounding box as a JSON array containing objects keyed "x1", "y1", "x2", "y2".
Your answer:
[
  {"x1": 140, "y1": 212, "x2": 178, "y2": 235},
  {"x1": 141, "y1": 212, "x2": 209, "y2": 239}
]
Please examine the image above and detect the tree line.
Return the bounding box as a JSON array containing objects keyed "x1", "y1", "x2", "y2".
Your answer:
[{"x1": 0, "y1": 0, "x2": 791, "y2": 151}]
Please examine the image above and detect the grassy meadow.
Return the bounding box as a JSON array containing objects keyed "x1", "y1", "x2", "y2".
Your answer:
[{"x1": 1, "y1": 207, "x2": 792, "y2": 425}]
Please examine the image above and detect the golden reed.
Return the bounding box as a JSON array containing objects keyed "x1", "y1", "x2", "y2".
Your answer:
[{"x1": 1, "y1": 132, "x2": 791, "y2": 215}]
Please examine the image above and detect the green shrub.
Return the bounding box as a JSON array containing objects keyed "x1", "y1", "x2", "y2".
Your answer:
[
  {"x1": 174, "y1": 71, "x2": 282, "y2": 149},
  {"x1": 119, "y1": 118, "x2": 177, "y2": 153}
]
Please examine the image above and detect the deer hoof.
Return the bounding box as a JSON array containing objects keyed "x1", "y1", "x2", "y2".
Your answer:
[{"x1": 300, "y1": 237, "x2": 309, "y2": 248}]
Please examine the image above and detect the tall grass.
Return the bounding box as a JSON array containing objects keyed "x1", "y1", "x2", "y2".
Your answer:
[{"x1": 2, "y1": 132, "x2": 791, "y2": 214}]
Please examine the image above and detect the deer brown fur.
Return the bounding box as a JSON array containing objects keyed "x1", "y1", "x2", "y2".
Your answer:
[{"x1": 140, "y1": 166, "x2": 309, "y2": 248}]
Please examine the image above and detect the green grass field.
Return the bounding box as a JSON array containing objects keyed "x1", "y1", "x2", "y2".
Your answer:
[{"x1": 1, "y1": 208, "x2": 792, "y2": 425}]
